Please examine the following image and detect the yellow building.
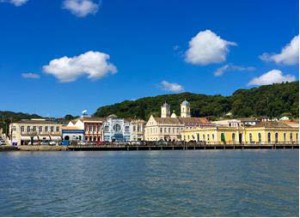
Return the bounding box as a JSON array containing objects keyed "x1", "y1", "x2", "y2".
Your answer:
[{"x1": 181, "y1": 121, "x2": 299, "y2": 145}]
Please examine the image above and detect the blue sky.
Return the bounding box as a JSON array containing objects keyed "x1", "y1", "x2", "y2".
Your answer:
[{"x1": 0, "y1": 0, "x2": 298, "y2": 117}]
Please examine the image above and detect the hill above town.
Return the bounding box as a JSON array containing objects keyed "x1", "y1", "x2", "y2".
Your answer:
[{"x1": 94, "y1": 81, "x2": 299, "y2": 120}]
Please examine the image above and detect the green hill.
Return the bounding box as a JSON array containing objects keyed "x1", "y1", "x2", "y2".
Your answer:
[{"x1": 94, "y1": 81, "x2": 299, "y2": 120}]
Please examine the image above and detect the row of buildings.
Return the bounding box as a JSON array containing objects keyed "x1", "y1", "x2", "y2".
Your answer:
[{"x1": 8, "y1": 100, "x2": 299, "y2": 145}]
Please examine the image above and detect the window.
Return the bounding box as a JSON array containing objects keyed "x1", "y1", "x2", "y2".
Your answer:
[
  {"x1": 56, "y1": 127, "x2": 60, "y2": 132},
  {"x1": 32, "y1": 126, "x2": 36, "y2": 131},
  {"x1": 203, "y1": 134, "x2": 205, "y2": 140},
  {"x1": 212, "y1": 134, "x2": 214, "y2": 140},
  {"x1": 207, "y1": 134, "x2": 210, "y2": 141},
  {"x1": 275, "y1": 133, "x2": 278, "y2": 143},
  {"x1": 160, "y1": 128, "x2": 162, "y2": 133},
  {"x1": 38, "y1": 126, "x2": 42, "y2": 132},
  {"x1": 258, "y1": 133, "x2": 262, "y2": 142},
  {"x1": 125, "y1": 126, "x2": 130, "y2": 132},
  {"x1": 133, "y1": 126, "x2": 136, "y2": 132},
  {"x1": 27, "y1": 126, "x2": 30, "y2": 132},
  {"x1": 296, "y1": 133, "x2": 298, "y2": 141},
  {"x1": 249, "y1": 133, "x2": 253, "y2": 143},
  {"x1": 268, "y1": 133, "x2": 271, "y2": 143},
  {"x1": 290, "y1": 133, "x2": 293, "y2": 141},
  {"x1": 283, "y1": 133, "x2": 286, "y2": 142},
  {"x1": 45, "y1": 126, "x2": 48, "y2": 132},
  {"x1": 21, "y1": 126, "x2": 25, "y2": 132},
  {"x1": 105, "y1": 126, "x2": 109, "y2": 132},
  {"x1": 50, "y1": 126, "x2": 54, "y2": 132},
  {"x1": 232, "y1": 133, "x2": 235, "y2": 142}
]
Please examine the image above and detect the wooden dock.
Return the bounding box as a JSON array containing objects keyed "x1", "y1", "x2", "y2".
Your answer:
[{"x1": 67, "y1": 144, "x2": 299, "y2": 151}]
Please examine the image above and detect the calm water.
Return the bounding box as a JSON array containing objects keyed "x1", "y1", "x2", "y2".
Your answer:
[{"x1": 0, "y1": 150, "x2": 298, "y2": 217}]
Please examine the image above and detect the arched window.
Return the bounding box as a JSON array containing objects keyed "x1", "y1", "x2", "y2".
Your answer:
[
  {"x1": 249, "y1": 133, "x2": 253, "y2": 143},
  {"x1": 290, "y1": 133, "x2": 293, "y2": 142},
  {"x1": 283, "y1": 133, "x2": 286, "y2": 142},
  {"x1": 232, "y1": 133, "x2": 235, "y2": 142},
  {"x1": 258, "y1": 133, "x2": 262, "y2": 142},
  {"x1": 268, "y1": 132, "x2": 271, "y2": 143},
  {"x1": 203, "y1": 134, "x2": 205, "y2": 140},
  {"x1": 275, "y1": 133, "x2": 278, "y2": 143}
]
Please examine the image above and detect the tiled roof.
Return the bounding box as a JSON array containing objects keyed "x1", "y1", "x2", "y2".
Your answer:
[
  {"x1": 153, "y1": 117, "x2": 182, "y2": 125},
  {"x1": 15, "y1": 119, "x2": 60, "y2": 125},
  {"x1": 178, "y1": 117, "x2": 209, "y2": 124},
  {"x1": 152, "y1": 117, "x2": 210, "y2": 125}
]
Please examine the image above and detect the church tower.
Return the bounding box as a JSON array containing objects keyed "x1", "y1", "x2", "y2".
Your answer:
[
  {"x1": 180, "y1": 100, "x2": 191, "y2": 118},
  {"x1": 161, "y1": 102, "x2": 171, "y2": 118}
]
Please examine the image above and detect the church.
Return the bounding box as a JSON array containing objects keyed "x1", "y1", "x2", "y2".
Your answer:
[{"x1": 144, "y1": 100, "x2": 210, "y2": 141}]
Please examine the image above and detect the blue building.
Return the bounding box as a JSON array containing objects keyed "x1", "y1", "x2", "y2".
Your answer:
[{"x1": 103, "y1": 115, "x2": 130, "y2": 142}]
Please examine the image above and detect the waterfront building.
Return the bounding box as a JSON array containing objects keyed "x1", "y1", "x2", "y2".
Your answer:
[
  {"x1": 130, "y1": 119, "x2": 146, "y2": 141},
  {"x1": 62, "y1": 126, "x2": 85, "y2": 142},
  {"x1": 181, "y1": 121, "x2": 299, "y2": 144},
  {"x1": 103, "y1": 114, "x2": 130, "y2": 142},
  {"x1": 9, "y1": 119, "x2": 62, "y2": 145},
  {"x1": 66, "y1": 116, "x2": 104, "y2": 142},
  {"x1": 144, "y1": 101, "x2": 210, "y2": 141}
]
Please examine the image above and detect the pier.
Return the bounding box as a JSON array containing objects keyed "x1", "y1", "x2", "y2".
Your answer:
[{"x1": 67, "y1": 143, "x2": 299, "y2": 151}]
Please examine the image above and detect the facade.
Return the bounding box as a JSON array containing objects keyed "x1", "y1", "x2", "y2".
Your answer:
[
  {"x1": 66, "y1": 116, "x2": 104, "y2": 142},
  {"x1": 144, "y1": 115, "x2": 184, "y2": 141},
  {"x1": 62, "y1": 126, "x2": 85, "y2": 142},
  {"x1": 144, "y1": 101, "x2": 210, "y2": 141},
  {"x1": 181, "y1": 121, "x2": 299, "y2": 145},
  {"x1": 130, "y1": 119, "x2": 146, "y2": 141},
  {"x1": 9, "y1": 119, "x2": 62, "y2": 145},
  {"x1": 103, "y1": 115, "x2": 130, "y2": 142}
]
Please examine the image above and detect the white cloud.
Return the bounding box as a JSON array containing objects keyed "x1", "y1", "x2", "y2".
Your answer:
[
  {"x1": 22, "y1": 73, "x2": 40, "y2": 79},
  {"x1": 0, "y1": 0, "x2": 28, "y2": 6},
  {"x1": 62, "y1": 0, "x2": 99, "y2": 17},
  {"x1": 214, "y1": 64, "x2": 255, "y2": 76},
  {"x1": 160, "y1": 80, "x2": 184, "y2": 93},
  {"x1": 260, "y1": 35, "x2": 299, "y2": 65},
  {"x1": 248, "y1": 69, "x2": 296, "y2": 86},
  {"x1": 185, "y1": 30, "x2": 236, "y2": 65},
  {"x1": 43, "y1": 51, "x2": 117, "y2": 83}
]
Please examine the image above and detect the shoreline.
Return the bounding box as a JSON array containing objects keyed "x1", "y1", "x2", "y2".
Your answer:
[{"x1": 0, "y1": 144, "x2": 299, "y2": 152}]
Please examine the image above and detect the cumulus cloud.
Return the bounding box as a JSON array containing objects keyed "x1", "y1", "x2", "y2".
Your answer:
[
  {"x1": 62, "y1": 0, "x2": 99, "y2": 17},
  {"x1": 214, "y1": 64, "x2": 255, "y2": 76},
  {"x1": 185, "y1": 30, "x2": 236, "y2": 65},
  {"x1": 260, "y1": 35, "x2": 299, "y2": 65},
  {"x1": 0, "y1": 0, "x2": 28, "y2": 6},
  {"x1": 22, "y1": 73, "x2": 40, "y2": 79},
  {"x1": 248, "y1": 69, "x2": 296, "y2": 86},
  {"x1": 160, "y1": 80, "x2": 184, "y2": 93},
  {"x1": 43, "y1": 51, "x2": 117, "y2": 83}
]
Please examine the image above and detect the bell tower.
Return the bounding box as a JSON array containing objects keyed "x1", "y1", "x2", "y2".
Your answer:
[
  {"x1": 161, "y1": 102, "x2": 170, "y2": 118},
  {"x1": 181, "y1": 100, "x2": 191, "y2": 118}
]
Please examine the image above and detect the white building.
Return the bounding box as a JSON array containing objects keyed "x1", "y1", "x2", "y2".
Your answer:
[
  {"x1": 9, "y1": 119, "x2": 62, "y2": 145},
  {"x1": 130, "y1": 119, "x2": 146, "y2": 141},
  {"x1": 103, "y1": 115, "x2": 131, "y2": 142}
]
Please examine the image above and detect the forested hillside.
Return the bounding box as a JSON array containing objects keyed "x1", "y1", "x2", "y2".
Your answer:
[{"x1": 94, "y1": 82, "x2": 299, "y2": 120}]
